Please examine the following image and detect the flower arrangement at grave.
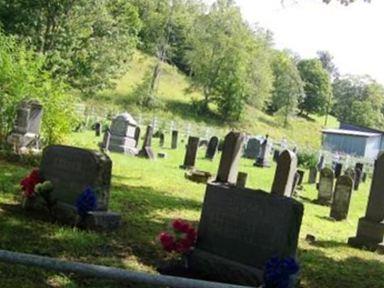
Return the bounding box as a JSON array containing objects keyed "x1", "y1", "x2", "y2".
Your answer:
[
  {"x1": 75, "y1": 186, "x2": 97, "y2": 223},
  {"x1": 158, "y1": 219, "x2": 197, "y2": 257},
  {"x1": 20, "y1": 169, "x2": 43, "y2": 199},
  {"x1": 34, "y1": 180, "x2": 55, "y2": 216},
  {"x1": 263, "y1": 256, "x2": 300, "y2": 288}
]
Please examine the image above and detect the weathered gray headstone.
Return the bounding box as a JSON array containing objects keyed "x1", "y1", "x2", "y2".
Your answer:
[
  {"x1": 180, "y1": 136, "x2": 200, "y2": 169},
  {"x1": 101, "y1": 112, "x2": 138, "y2": 155},
  {"x1": 316, "y1": 168, "x2": 335, "y2": 205},
  {"x1": 308, "y1": 167, "x2": 318, "y2": 184},
  {"x1": 244, "y1": 137, "x2": 261, "y2": 159},
  {"x1": 189, "y1": 183, "x2": 304, "y2": 287},
  {"x1": 138, "y1": 125, "x2": 155, "y2": 160},
  {"x1": 291, "y1": 171, "x2": 300, "y2": 197},
  {"x1": 330, "y1": 175, "x2": 353, "y2": 221},
  {"x1": 271, "y1": 150, "x2": 298, "y2": 197},
  {"x1": 254, "y1": 136, "x2": 271, "y2": 168},
  {"x1": 205, "y1": 136, "x2": 219, "y2": 160},
  {"x1": 7, "y1": 100, "x2": 43, "y2": 150},
  {"x1": 215, "y1": 132, "x2": 245, "y2": 184},
  {"x1": 349, "y1": 153, "x2": 384, "y2": 250},
  {"x1": 354, "y1": 163, "x2": 364, "y2": 191},
  {"x1": 171, "y1": 130, "x2": 178, "y2": 149},
  {"x1": 40, "y1": 145, "x2": 112, "y2": 210}
]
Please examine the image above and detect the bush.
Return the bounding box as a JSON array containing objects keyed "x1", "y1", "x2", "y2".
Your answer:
[
  {"x1": 0, "y1": 31, "x2": 74, "y2": 145},
  {"x1": 297, "y1": 150, "x2": 318, "y2": 169}
]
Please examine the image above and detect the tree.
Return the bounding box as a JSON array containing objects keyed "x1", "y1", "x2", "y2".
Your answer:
[
  {"x1": 186, "y1": 0, "x2": 273, "y2": 120},
  {"x1": 0, "y1": 32, "x2": 74, "y2": 145},
  {"x1": 332, "y1": 75, "x2": 384, "y2": 128},
  {"x1": 297, "y1": 59, "x2": 332, "y2": 116},
  {"x1": 269, "y1": 51, "x2": 304, "y2": 127},
  {"x1": 317, "y1": 50, "x2": 339, "y2": 79},
  {"x1": 0, "y1": 0, "x2": 141, "y2": 95}
]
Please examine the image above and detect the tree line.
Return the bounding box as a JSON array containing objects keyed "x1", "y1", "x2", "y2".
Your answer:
[{"x1": 0, "y1": 0, "x2": 382, "y2": 144}]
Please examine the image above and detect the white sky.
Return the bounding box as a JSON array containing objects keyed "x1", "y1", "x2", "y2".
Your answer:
[{"x1": 203, "y1": 0, "x2": 384, "y2": 84}]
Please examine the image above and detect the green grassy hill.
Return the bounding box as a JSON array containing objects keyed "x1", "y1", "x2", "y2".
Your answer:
[{"x1": 87, "y1": 51, "x2": 339, "y2": 150}]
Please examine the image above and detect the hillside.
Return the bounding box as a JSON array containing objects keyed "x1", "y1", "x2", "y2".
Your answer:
[{"x1": 88, "y1": 50, "x2": 339, "y2": 150}]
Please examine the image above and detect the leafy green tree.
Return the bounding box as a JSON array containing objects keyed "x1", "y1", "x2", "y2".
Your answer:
[
  {"x1": 297, "y1": 59, "x2": 332, "y2": 116},
  {"x1": 269, "y1": 51, "x2": 304, "y2": 127},
  {"x1": 0, "y1": 0, "x2": 141, "y2": 95},
  {"x1": 333, "y1": 75, "x2": 384, "y2": 128},
  {"x1": 0, "y1": 32, "x2": 74, "y2": 145},
  {"x1": 186, "y1": 0, "x2": 272, "y2": 120}
]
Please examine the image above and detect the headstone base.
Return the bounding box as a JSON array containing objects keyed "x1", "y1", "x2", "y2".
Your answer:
[
  {"x1": 253, "y1": 158, "x2": 271, "y2": 168},
  {"x1": 185, "y1": 170, "x2": 214, "y2": 184},
  {"x1": 138, "y1": 147, "x2": 155, "y2": 160},
  {"x1": 314, "y1": 198, "x2": 331, "y2": 206},
  {"x1": 348, "y1": 217, "x2": 384, "y2": 250},
  {"x1": 188, "y1": 249, "x2": 263, "y2": 287}
]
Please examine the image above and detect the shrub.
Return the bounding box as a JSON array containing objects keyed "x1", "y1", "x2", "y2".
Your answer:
[{"x1": 297, "y1": 150, "x2": 318, "y2": 169}]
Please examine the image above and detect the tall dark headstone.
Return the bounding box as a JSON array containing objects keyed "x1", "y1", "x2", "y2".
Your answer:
[
  {"x1": 138, "y1": 125, "x2": 155, "y2": 160},
  {"x1": 297, "y1": 170, "x2": 305, "y2": 186},
  {"x1": 330, "y1": 175, "x2": 353, "y2": 221},
  {"x1": 271, "y1": 150, "x2": 298, "y2": 197},
  {"x1": 308, "y1": 167, "x2": 318, "y2": 184},
  {"x1": 189, "y1": 183, "x2": 304, "y2": 287},
  {"x1": 215, "y1": 132, "x2": 245, "y2": 184},
  {"x1": 94, "y1": 122, "x2": 102, "y2": 137},
  {"x1": 205, "y1": 136, "x2": 219, "y2": 160},
  {"x1": 354, "y1": 163, "x2": 364, "y2": 191},
  {"x1": 159, "y1": 132, "x2": 165, "y2": 148},
  {"x1": 334, "y1": 163, "x2": 343, "y2": 178},
  {"x1": 316, "y1": 168, "x2": 335, "y2": 205},
  {"x1": 180, "y1": 136, "x2": 200, "y2": 169},
  {"x1": 171, "y1": 130, "x2": 178, "y2": 149},
  {"x1": 349, "y1": 153, "x2": 384, "y2": 250}
]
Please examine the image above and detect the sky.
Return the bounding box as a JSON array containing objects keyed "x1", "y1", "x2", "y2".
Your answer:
[{"x1": 203, "y1": 0, "x2": 384, "y2": 84}]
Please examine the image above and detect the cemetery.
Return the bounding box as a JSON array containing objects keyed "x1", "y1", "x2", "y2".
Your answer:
[{"x1": 1, "y1": 1, "x2": 384, "y2": 287}]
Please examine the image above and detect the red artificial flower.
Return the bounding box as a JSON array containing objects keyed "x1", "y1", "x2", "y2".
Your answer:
[
  {"x1": 158, "y1": 219, "x2": 198, "y2": 254},
  {"x1": 20, "y1": 169, "x2": 42, "y2": 198}
]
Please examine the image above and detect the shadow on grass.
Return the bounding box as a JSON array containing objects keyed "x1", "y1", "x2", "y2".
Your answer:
[
  {"x1": 299, "y1": 248, "x2": 384, "y2": 288},
  {"x1": 310, "y1": 240, "x2": 349, "y2": 249}
]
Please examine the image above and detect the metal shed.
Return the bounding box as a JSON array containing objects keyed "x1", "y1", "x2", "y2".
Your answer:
[{"x1": 322, "y1": 128, "x2": 382, "y2": 160}]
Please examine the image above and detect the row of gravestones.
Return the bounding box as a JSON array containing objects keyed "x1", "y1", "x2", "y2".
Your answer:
[
  {"x1": 21, "y1": 131, "x2": 303, "y2": 287},
  {"x1": 316, "y1": 163, "x2": 365, "y2": 221}
]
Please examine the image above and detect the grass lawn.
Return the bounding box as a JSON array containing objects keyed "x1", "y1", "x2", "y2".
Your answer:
[{"x1": 0, "y1": 130, "x2": 383, "y2": 287}]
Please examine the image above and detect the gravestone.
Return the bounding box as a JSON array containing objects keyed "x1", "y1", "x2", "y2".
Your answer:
[
  {"x1": 362, "y1": 172, "x2": 367, "y2": 183},
  {"x1": 218, "y1": 139, "x2": 224, "y2": 152},
  {"x1": 317, "y1": 155, "x2": 325, "y2": 171},
  {"x1": 330, "y1": 175, "x2": 353, "y2": 221},
  {"x1": 271, "y1": 150, "x2": 298, "y2": 197},
  {"x1": 134, "y1": 126, "x2": 141, "y2": 148},
  {"x1": 94, "y1": 122, "x2": 101, "y2": 137},
  {"x1": 205, "y1": 136, "x2": 219, "y2": 160},
  {"x1": 334, "y1": 163, "x2": 343, "y2": 178},
  {"x1": 297, "y1": 170, "x2": 305, "y2": 186},
  {"x1": 349, "y1": 153, "x2": 384, "y2": 250},
  {"x1": 236, "y1": 172, "x2": 248, "y2": 188},
  {"x1": 101, "y1": 112, "x2": 138, "y2": 155},
  {"x1": 39, "y1": 145, "x2": 120, "y2": 229},
  {"x1": 308, "y1": 167, "x2": 318, "y2": 184},
  {"x1": 199, "y1": 139, "x2": 209, "y2": 148},
  {"x1": 316, "y1": 168, "x2": 335, "y2": 205},
  {"x1": 180, "y1": 136, "x2": 200, "y2": 169},
  {"x1": 254, "y1": 136, "x2": 271, "y2": 168},
  {"x1": 344, "y1": 168, "x2": 356, "y2": 187},
  {"x1": 354, "y1": 163, "x2": 364, "y2": 191},
  {"x1": 138, "y1": 125, "x2": 155, "y2": 160},
  {"x1": 291, "y1": 171, "x2": 300, "y2": 197},
  {"x1": 215, "y1": 132, "x2": 245, "y2": 185},
  {"x1": 189, "y1": 183, "x2": 304, "y2": 287},
  {"x1": 7, "y1": 100, "x2": 43, "y2": 151},
  {"x1": 273, "y1": 150, "x2": 280, "y2": 162},
  {"x1": 244, "y1": 137, "x2": 261, "y2": 159},
  {"x1": 171, "y1": 130, "x2": 178, "y2": 149},
  {"x1": 159, "y1": 132, "x2": 165, "y2": 147}
]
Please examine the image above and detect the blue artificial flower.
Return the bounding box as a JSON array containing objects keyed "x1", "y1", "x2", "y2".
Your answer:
[
  {"x1": 76, "y1": 187, "x2": 97, "y2": 218},
  {"x1": 264, "y1": 256, "x2": 299, "y2": 288}
]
